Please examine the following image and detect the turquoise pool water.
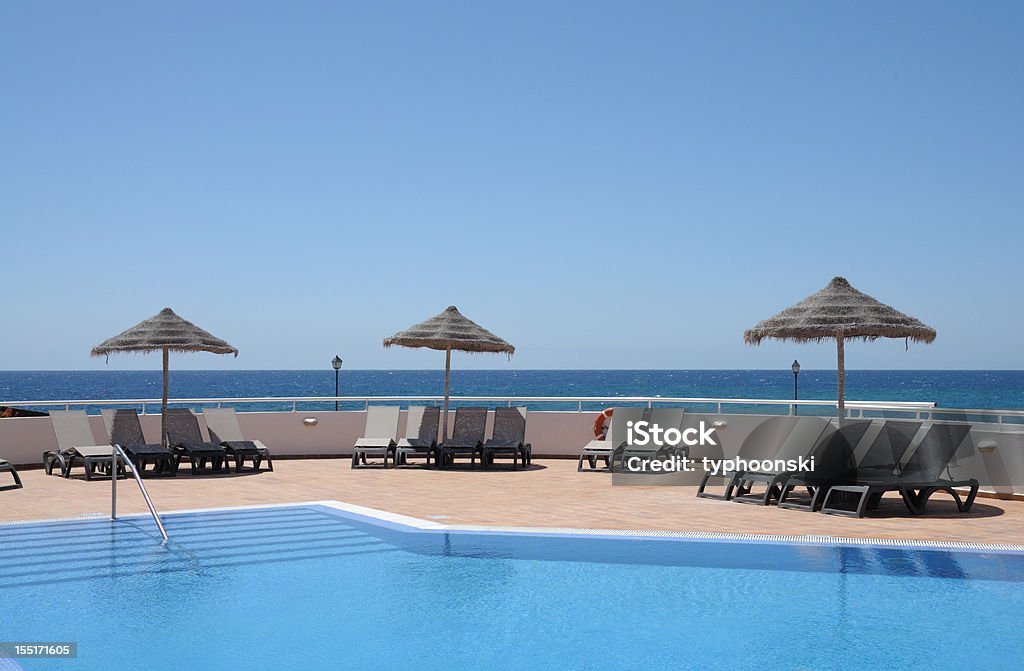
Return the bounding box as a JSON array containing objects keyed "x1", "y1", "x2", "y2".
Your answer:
[{"x1": 1, "y1": 505, "x2": 1023, "y2": 670}]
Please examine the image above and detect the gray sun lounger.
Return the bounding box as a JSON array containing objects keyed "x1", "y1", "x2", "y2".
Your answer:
[
  {"x1": 163, "y1": 409, "x2": 228, "y2": 474},
  {"x1": 352, "y1": 406, "x2": 401, "y2": 468},
  {"x1": 0, "y1": 458, "x2": 22, "y2": 490},
  {"x1": 395, "y1": 406, "x2": 441, "y2": 467},
  {"x1": 439, "y1": 407, "x2": 487, "y2": 468},
  {"x1": 203, "y1": 407, "x2": 274, "y2": 472},
  {"x1": 817, "y1": 422, "x2": 977, "y2": 517},
  {"x1": 737, "y1": 420, "x2": 872, "y2": 510},
  {"x1": 481, "y1": 407, "x2": 531, "y2": 468},
  {"x1": 102, "y1": 409, "x2": 177, "y2": 475},
  {"x1": 46, "y1": 410, "x2": 124, "y2": 480},
  {"x1": 578, "y1": 408, "x2": 646, "y2": 472}
]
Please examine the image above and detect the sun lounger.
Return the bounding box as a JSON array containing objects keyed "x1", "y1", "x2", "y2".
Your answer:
[
  {"x1": 163, "y1": 408, "x2": 228, "y2": 474},
  {"x1": 577, "y1": 408, "x2": 646, "y2": 472},
  {"x1": 439, "y1": 407, "x2": 487, "y2": 468},
  {"x1": 101, "y1": 409, "x2": 177, "y2": 475},
  {"x1": 46, "y1": 410, "x2": 124, "y2": 480},
  {"x1": 818, "y1": 422, "x2": 976, "y2": 517},
  {"x1": 352, "y1": 406, "x2": 401, "y2": 468},
  {"x1": 395, "y1": 406, "x2": 441, "y2": 467},
  {"x1": 203, "y1": 407, "x2": 274, "y2": 472},
  {"x1": 727, "y1": 416, "x2": 839, "y2": 505},
  {"x1": 778, "y1": 420, "x2": 917, "y2": 512},
  {"x1": 481, "y1": 407, "x2": 531, "y2": 468},
  {"x1": 0, "y1": 458, "x2": 21, "y2": 490},
  {"x1": 749, "y1": 419, "x2": 872, "y2": 511},
  {"x1": 617, "y1": 407, "x2": 685, "y2": 468},
  {"x1": 696, "y1": 415, "x2": 804, "y2": 500}
]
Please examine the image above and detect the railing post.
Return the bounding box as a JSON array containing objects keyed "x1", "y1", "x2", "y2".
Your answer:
[{"x1": 578, "y1": 401, "x2": 582, "y2": 413}]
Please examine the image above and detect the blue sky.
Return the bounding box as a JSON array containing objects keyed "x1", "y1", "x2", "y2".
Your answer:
[{"x1": 1, "y1": 1, "x2": 1021, "y2": 371}]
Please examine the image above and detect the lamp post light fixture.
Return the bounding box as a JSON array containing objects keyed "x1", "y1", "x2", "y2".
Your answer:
[
  {"x1": 791, "y1": 359, "x2": 800, "y2": 415},
  {"x1": 332, "y1": 355, "x2": 343, "y2": 411}
]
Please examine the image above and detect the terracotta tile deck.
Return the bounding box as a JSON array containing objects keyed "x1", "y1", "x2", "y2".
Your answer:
[{"x1": 3, "y1": 458, "x2": 1022, "y2": 545}]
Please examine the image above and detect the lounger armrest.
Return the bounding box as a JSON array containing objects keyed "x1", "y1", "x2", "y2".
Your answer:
[
  {"x1": 354, "y1": 438, "x2": 396, "y2": 449},
  {"x1": 72, "y1": 444, "x2": 117, "y2": 458}
]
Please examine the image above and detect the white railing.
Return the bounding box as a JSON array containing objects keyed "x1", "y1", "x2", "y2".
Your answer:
[
  {"x1": 0, "y1": 394, "x2": 936, "y2": 413},
  {"x1": 5, "y1": 393, "x2": 1024, "y2": 425}
]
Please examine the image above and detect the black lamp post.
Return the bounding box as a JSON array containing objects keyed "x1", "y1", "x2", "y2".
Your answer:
[
  {"x1": 332, "y1": 355, "x2": 343, "y2": 411},
  {"x1": 791, "y1": 360, "x2": 800, "y2": 415}
]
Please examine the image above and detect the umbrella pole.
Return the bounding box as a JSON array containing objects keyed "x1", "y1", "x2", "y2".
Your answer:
[
  {"x1": 836, "y1": 333, "x2": 845, "y2": 423},
  {"x1": 161, "y1": 347, "x2": 169, "y2": 448},
  {"x1": 442, "y1": 347, "x2": 451, "y2": 443}
]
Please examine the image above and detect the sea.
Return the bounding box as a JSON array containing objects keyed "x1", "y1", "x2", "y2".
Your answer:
[{"x1": 0, "y1": 370, "x2": 1022, "y2": 411}]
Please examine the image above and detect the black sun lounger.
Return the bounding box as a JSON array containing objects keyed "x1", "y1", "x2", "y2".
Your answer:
[
  {"x1": 163, "y1": 409, "x2": 227, "y2": 474},
  {"x1": 696, "y1": 415, "x2": 803, "y2": 501},
  {"x1": 0, "y1": 458, "x2": 21, "y2": 490},
  {"x1": 727, "y1": 416, "x2": 840, "y2": 506},
  {"x1": 775, "y1": 420, "x2": 910, "y2": 512},
  {"x1": 395, "y1": 406, "x2": 441, "y2": 467},
  {"x1": 818, "y1": 422, "x2": 976, "y2": 517},
  {"x1": 102, "y1": 409, "x2": 177, "y2": 475},
  {"x1": 481, "y1": 407, "x2": 531, "y2": 468},
  {"x1": 439, "y1": 407, "x2": 487, "y2": 468}
]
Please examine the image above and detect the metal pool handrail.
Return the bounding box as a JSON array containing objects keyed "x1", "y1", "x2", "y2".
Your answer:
[{"x1": 111, "y1": 444, "x2": 168, "y2": 542}]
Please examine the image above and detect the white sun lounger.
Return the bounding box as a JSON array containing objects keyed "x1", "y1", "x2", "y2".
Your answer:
[
  {"x1": 46, "y1": 410, "x2": 122, "y2": 480},
  {"x1": 352, "y1": 406, "x2": 401, "y2": 468},
  {"x1": 203, "y1": 407, "x2": 274, "y2": 472},
  {"x1": 577, "y1": 408, "x2": 646, "y2": 471}
]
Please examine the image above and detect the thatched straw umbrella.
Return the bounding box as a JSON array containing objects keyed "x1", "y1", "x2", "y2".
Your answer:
[
  {"x1": 91, "y1": 308, "x2": 238, "y2": 446},
  {"x1": 384, "y1": 306, "x2": 514, "y2": 435},
  {"x1": 744, "y1": 277, "x2": 935, "y2": 419}
]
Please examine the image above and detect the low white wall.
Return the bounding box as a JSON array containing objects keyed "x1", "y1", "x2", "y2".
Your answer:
[
  {"x1": 0, "y1": 410, "x2": 600, "y2": 464},
  {"x1": 1, "y1": 410, "x2": 1021, "y2": 496}
]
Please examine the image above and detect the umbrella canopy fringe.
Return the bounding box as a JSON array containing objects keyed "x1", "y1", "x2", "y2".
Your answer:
[
  {"x1": 382, "y1": 306, "x2": 514, "y2": 355},
  {"x1": 91, "y1": 308, "x2": 238, "y2": 357},
  {"x1": 743, "y1": 277, "x2": 936, "y2": 346},
  {"x1": 745, "y1": 329, "x2": 935, "y2": 345}
]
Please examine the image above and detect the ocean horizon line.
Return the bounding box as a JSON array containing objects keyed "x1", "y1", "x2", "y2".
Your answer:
[{"x1": 3, "y1": 368, "x2": 1024, "y2": 373}]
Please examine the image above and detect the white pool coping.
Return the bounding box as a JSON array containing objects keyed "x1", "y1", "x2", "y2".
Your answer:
[{"x1": 2, "y1": 499, "x2": 1024, "y2": 554}]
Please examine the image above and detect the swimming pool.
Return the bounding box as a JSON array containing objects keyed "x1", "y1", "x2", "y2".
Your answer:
[{"x1": 2, "y1": 503, "x2": 1023, "y2": 670}]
